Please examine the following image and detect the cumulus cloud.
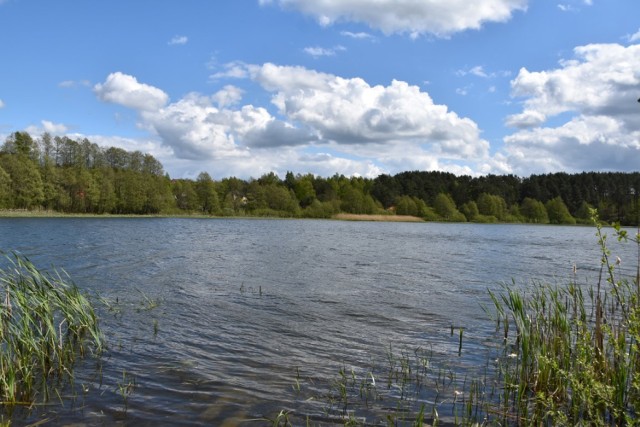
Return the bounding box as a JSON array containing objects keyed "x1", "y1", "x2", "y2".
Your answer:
[
  {"x1": 262, "y1": 0, "x2": 528, "y2": 37},
  {"x1": 94, "y1": 72, "x2": 169, "y2": 111},
  {"x1": 168, "y1": 35, "x2": 188, "y2": 46},
  {"x1": 95, "y1": 66, "x2": 491, "y2": 178},
  {"x1": 502, "y1": 43, "x2": 640, "y2": 174},
  {"x1": 249, "y1": 63, "x2": 489, "y2": 158},
  {"x1": 94, "y1": 73, "x2": 316, "y2": 162},
  {"x1": 0, "y1": 99, "x2": 4, "y2": 109},
  {"x1": 211, "y1": 85, "x2": 244, "y2": 108}
]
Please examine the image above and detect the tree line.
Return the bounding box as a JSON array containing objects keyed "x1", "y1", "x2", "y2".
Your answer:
[{"x1": 0, "y1": 131, "x2": 638, "y2": 225}]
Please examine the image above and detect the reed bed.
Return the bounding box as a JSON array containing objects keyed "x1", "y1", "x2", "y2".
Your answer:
[
  {"x1": 0, "y1": 252, "x2": 103, "y2": 411},
  {"x1": 484, "y1": 215, "x2": 640, "y2": 426}
]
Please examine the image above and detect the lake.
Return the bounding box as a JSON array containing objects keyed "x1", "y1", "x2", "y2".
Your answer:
[{"x1": 0, "y1": 218, "x2": 636, "y2": 425}]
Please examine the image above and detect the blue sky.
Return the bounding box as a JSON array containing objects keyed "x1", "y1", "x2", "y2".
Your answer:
[{"x1": 0, "y1": 0, "x2": 639, "y2": 179}]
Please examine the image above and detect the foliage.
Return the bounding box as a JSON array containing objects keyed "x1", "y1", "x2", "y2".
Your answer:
[
  {"x1": 520, "y1": 197, "x2": 549, "y2": 224},
  {"x1": 460, "y1": 200, "x2": 479, "y2": 221},
  {"x1": 0, "y1": 131, "x2": 639, "y2": 224},
  {"x1": 433, "y1": 193, "x2": 466, "y2": 222},
  {"x1": 546, "y1": 196, "x2": 576, "y2": 224},
  {"x1": 477, "y1": 193, "x2": 508, "y2": 220}
]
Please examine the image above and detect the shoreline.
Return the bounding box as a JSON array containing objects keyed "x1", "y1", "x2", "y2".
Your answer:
[{"x1": 0, "y1": 210, "x2": 601, "y2": 226}]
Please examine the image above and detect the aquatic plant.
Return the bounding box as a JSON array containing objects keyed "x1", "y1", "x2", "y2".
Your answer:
[
  {"x1": 485, "y1": 211, "x2": 640, "y2": 425},
  {"x1": 0, "y1": 252, "x2": 103, "y2": 409}
]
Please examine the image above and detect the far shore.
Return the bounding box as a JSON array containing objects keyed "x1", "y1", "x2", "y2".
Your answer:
[
  {"x1": 0, "y1": 210, "x2": 600, "y2": 226},
  {"x1": 0, "y1": 209, "x2": 425, "y2": 222}
]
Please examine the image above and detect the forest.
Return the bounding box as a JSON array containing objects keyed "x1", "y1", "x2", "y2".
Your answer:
[{"x1": 0, "y1": 131, "x2": 638, "y2": 225}]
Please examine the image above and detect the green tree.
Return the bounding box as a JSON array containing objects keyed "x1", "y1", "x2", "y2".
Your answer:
[
  {"x1": 172, "y1": 179, "x2": 199, "y2": 212},
  {"x1": 546, "y1": 196, "x2": 576, "y2": 224},
  {"x1": 477, "y1": 193, "x2": 507, "y2": 220},
  {"x1": 0, "y1": 165, "x2": 10, "y2": 208},
  {"x1": 63, "y1": 167, "x2": 98, "y2": 212},
  {"x1": 0, "y1": 154, "x2": 44, "y2": 209},
  {"x1": 2, "y1": 132, "x2": 39, "y2": 160},
  {"x1": 293, "y1": 174, "x2": 316, "y2": 207},
  {"x1": 434, "y1": 193, "x2": 465, "y2": 221},
  {"x1": 93, "y1": 168, "x2": 117, "y2": 213},
  {"x1": 340, "y1": 186, "x2": 376, "y2": 214},
  {"x1": 263, "y1": 185, "x2": 299, "y2": 215},
  {"x1": 520, "y1": 197, "x2": 549, "y2": 224},
  {"x1": 395, "y1": 195, "x2": 418, "y2": 216},
  {"x1": 196, "y1": 172, "x2": 220, "y2": 214},
  {"x1": 460, "y1": 201, "x2": 479, "y2": 221}
]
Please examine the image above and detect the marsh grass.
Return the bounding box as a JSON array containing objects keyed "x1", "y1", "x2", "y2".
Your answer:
[
  {"x1": 0, "y1": 252, "x2": 103, "y2": 412},
  {"x1": 482, "y1": 214, "x2": 640, "y2": 425}
]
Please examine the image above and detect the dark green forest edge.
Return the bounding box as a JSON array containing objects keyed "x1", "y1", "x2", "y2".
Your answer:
[{"x1": 1, "y1": 131, "x2": 639, "y2": 225}]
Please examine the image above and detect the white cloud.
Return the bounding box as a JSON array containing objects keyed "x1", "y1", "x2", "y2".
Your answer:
[
  {"x1": 0, "y1": 99, "x2": 4, "y2": 109},
  {"x1": 25, "y1": 120, "x2": 68, "y2": 136},
  {"x1": 59, "y1": 79, "x2": 91, "y2": 88},
  {"x1": 209, "y1": 61, "x2": 250, "y2": 80},
  {"x1": 94, "y1": 66, "x2": 493, "y2": 178},
  {"x1": 457, "y1": 65, "x2": 490, "y2": 78},
  {"x1": 249, "y1": 63, "x2": 489, "y2": 158},
  {"x1": 95, "y1": 73, "x2": 316, "y2": 162},
  {"x1": 627, "y1": 28, "x2": 640, "y2": 43},
  {"x1": 502, "y1": 43, "x2": 640, "y2": 174},
  {"x1": 456, "y1": 65, "x2": 510, "y2": 79},
  {"x1": 263, "y1": 0, "x2": 528, "y2": 37},
  {"x1": 168, "y1": 35, "x2": 188, "y2": 46},
  {"x1": 94, "y1": 72, "x2": 169, "y2": 111},
  {"x1": 557, "y1": 4, "x2": 575, "y2": 12},
  {"x1": 211, "y1": 85, "x2": 244, "y2": 108},
  {"x1": 303, "y1": 45, "x2": 346, "y2": 57},
  {"x1": 340, "y1": 30, "x2": 375, "y2": 40},
  {"x1": 558, "y1": 0, "x2": 593, "y2": 12}
]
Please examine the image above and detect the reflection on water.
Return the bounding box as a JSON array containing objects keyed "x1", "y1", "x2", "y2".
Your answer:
[{"x1": 0, "y1": 218, "x2": 635, "y2": 424}]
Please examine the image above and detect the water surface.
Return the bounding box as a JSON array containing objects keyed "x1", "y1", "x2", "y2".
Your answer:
[{"x1": 0, "y1": 218, "x2": 635, "y2": 425}]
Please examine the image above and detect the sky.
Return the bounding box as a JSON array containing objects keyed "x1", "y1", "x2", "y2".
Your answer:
[{"x1": 0, "y1": 0, "x2": 639, "y2": 180}]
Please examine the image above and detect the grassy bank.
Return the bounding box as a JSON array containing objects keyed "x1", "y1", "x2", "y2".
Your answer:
[{"x1": 332, "y1": 213, "x2": 424, "y2": 222}]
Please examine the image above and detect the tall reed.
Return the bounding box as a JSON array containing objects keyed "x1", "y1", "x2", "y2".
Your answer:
[
  {"x1": 486, "y1": 211, "x2": 640, "y2": 425},
  {"x1": 0, "y1": 252, "x2": 103, "y2": 409}
]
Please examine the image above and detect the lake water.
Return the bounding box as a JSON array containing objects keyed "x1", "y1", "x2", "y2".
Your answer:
[{"x1": 0, "y1": 218, "x2": 637, "y2": 425}]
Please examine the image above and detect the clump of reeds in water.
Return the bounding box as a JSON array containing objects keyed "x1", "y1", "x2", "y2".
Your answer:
[
  {"x1": 0, "y1": 252, "x2": 103, "y2": 409},
  {"x1": 487, "y1": 212, "x2": 640, "y2": 425}
]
